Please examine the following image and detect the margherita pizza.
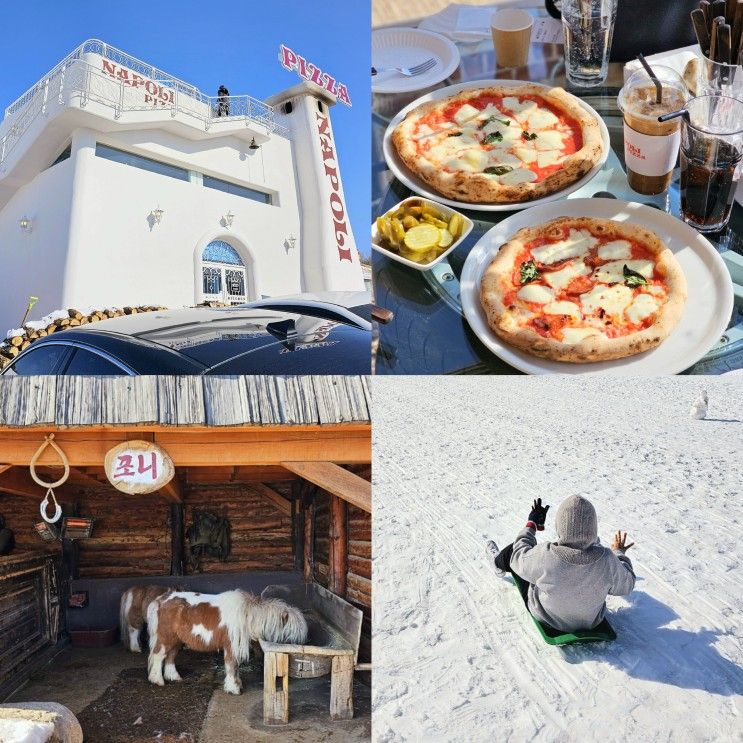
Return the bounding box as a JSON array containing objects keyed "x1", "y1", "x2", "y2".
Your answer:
[
  {"x1": 391, "y1": 84, "x2": 604, "y2": 203},
  {"x1": 479, "y1": 217, "x2": 687, "y2": 362}
]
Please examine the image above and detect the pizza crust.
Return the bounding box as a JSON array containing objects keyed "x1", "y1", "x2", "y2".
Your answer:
[
  {"x1": 480, "y1": 217, "x2": 687, "y2": 363},
  {"x1": 392, "y1": 84, "x2": 604, "y2": 204}
]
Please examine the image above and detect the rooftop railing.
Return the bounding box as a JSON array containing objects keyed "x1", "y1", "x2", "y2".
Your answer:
[{"x1": 1, "y1": 39, "x2": 286, "y2": 170}]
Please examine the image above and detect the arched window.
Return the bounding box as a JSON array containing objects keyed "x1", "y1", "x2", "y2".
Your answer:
[{"x1": 201, "y1": 240, "x2": 248, "y2": 304}]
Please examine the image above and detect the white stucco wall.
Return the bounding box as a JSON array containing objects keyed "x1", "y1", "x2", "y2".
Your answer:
[
  {"x1": 58, "y1": 126, "x2": 302, "y2": 311},
  {"x1": 0, "y1": 158, "x2": 74, "y2": 327}
]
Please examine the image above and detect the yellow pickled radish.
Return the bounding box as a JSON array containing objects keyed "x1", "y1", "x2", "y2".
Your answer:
[
  {"x1": 448, "y1": 214, "x2": 463, "y2": 239},
  {"x1": 403, "y1": 223, "x2": 440, "y2": 253},
  {"x1": 438, "y1": 229, "x2": 453, "y2": 248},
  {"x1": 376, "y1": 216, "x2": 390, "y2": 241},
  {"x1": 402, "y1": 215, "x2": 420, "y2": 230},
  {"x1": 390, "y1": 218, "x2": 406, "y2": 246}
]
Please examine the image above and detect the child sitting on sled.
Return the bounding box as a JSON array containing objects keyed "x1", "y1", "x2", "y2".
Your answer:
[{"x1": 487, "y1": 495, "x2": 635, "y2": 632}]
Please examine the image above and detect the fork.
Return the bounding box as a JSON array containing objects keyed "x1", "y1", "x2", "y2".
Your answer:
[{"x1": 371, "y1": 58, "x2": 437, "y2": 77}]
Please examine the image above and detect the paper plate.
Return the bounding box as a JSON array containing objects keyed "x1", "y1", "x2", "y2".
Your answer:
[
  {"x1": 372, "y1": 27, "x2": 461, "y2": 94},
  {"x1": 382, "y1": 79, "x2": 610, "y2": 212},
  {"x1": 460, "y1": 198, "x2": 734, "y2": 375}
]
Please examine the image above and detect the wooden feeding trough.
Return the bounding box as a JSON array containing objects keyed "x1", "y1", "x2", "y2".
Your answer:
[
  {"x1": 0, "y1": 375, "x2": 372, "y2": 730},
  {"x1": 260, "y1": 582, "x2": 362, "y2": 724}
]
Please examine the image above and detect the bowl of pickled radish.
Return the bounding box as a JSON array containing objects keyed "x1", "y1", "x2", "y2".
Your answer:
[{"x1": 372, "y1": 197, "x2": 473, "y2": 270}]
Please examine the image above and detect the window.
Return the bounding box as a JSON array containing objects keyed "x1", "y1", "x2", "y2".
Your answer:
[
  {"x1": 203, "y1": 175, "x2": 272, "y2": 205},
  {"x1": 95, "y1": 143, "x2": 189, "y2": 182},
  {"x1": 49, "y1": 144, "x2": 71, "y2": 168},
  {"x1": 4, "y1": 344, "x2": 70, "y2": 375},
  {"x1": 63, "y1": 348, "x2": 128, "y2": 375},
  {"x1": 202, "y1": 240, "x2": 248, "y2": 304}
]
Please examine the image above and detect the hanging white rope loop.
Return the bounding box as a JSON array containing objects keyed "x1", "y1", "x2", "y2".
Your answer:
[
  {"x1": 30, "y1": 434, "x2": 70, "y2": 489},
  {"x1": 40, "y1": 488, "x2": 62, "y2": 524}
]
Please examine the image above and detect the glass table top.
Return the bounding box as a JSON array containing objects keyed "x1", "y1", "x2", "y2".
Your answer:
[{"x1": 372, "y1": 37, "x2": 743, "y2": 375}]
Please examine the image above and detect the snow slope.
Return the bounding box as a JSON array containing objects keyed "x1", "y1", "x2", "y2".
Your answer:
[{"x1": 373, "y1": 376, "x2": 743, "y2": 742}]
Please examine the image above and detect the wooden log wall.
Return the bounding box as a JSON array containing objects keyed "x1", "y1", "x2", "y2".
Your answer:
[
  {"x1": 0, "y1": 494, "x2": 60, "y2": 557},
  {"x1": 347, "y1": 504, "x2": 371, "y2": 664},
  {"x1": 183, "y1": 483, "x2": 294, "y2": 574},
  {"x1": 312, "y1": 490, "x2": 330, "y2": 588}
]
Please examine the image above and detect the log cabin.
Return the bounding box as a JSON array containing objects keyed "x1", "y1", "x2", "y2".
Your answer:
[{"x1": 0, "y1": 375, "x2": 371, "y2": 739}]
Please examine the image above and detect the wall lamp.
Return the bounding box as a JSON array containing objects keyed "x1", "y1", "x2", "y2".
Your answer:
[
  {"x1": 19, "y1": 216, "x2": 32, "y2": 233},
  {"x1": 223, "y1": 211, "x2": 235, "y2": 228},
  {"x1": 249, "y1": 138, "x2": 260, "y2": 150},
  {"x1": 151, "y1": 206, "x2": 164, "y2": 224},
  {"x1": 286, "y1": 234, "x2": 297, "y2": 249}
]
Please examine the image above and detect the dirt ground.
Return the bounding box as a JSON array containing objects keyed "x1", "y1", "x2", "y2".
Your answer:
[{"x1": 8, "y1": 646, "x2": 370, "y2": 742}]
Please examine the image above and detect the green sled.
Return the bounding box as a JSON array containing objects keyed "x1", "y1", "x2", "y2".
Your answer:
[{"x1": 512, "y1": 574, "x2": 616, "y2": 646}]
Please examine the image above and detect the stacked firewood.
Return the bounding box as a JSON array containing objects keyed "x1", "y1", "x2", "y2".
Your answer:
[{"x1": 0, "y1": 305, "x2": 166, "y2": 370}]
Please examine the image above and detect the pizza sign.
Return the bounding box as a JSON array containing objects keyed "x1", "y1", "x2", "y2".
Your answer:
[
  {"x1": 278, "y1": 45, "x2": 351, "y2": 106},
  {"x1": 104, "y1": 440, "x2": 175, "y2": 494}
]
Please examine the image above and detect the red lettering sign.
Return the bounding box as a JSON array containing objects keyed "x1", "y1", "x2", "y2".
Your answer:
[
  {"x1": 316, "y1": 111, "x2": 352, "y2": 262},
  {"x1": 278, "y1": 44, "x2": 352, "y2": 107},
  {"x1": 100, "y1": 61, "x2": 174, "y2": 107}
]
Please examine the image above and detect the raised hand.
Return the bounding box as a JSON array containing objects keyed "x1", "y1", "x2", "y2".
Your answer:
[
  {"x1": 528, "y1": 498, "x2": 550, "y2": 531},
  {"x1": 611, "y1": 531, "x2": 634, "y2": 553}
]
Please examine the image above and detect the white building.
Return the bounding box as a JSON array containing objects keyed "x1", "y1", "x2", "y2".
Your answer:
[{"x1": 0, "y1": 40, "x2": 364, "y2": 328}]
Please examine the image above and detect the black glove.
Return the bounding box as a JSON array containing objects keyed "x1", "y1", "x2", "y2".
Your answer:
[{"x1": 527, "y1": 498, "x2": 549, "y2": 531}]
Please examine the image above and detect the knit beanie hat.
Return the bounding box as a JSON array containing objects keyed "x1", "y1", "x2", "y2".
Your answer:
[{"x1": 551, "y1": 495, "x2": 602, "y2": 565}]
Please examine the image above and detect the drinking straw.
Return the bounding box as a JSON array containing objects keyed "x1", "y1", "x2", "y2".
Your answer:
[
  {"x1": 637, "y1": 54, "x2": 663, "y2": 104},
  {"x1": 657, "y1": 109, "x2": 690, "y2": 122}
]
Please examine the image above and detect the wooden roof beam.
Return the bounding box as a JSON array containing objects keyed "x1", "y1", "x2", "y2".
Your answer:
[
  {"x1": 158, "y1": 476, "x2": 183, "y2": 503},
  {"x1": 0, "y1": 466, "x2": 78, "y2": 501},
  {"x1": 281, "y1": 462, "x2": 371, "y2": 513},
  {"x1": 253, "y1": 483, "x2": 291, "y2": 516}
]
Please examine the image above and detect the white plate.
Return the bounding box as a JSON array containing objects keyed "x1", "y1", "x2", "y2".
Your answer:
[
  {"x1": 382, "y1": 80, "x2": 610, "y2": 212},
  {"x1": 372, "y1": 27, "x2": 461, "y2": 95},
  {"x1": 460, "y1": 198, "x2": 734, "y2": 375}
]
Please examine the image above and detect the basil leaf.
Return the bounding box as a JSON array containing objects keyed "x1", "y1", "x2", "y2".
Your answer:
[
  {"x1": 483, "y1": 131, "x2": 503, "y2": 144},
  {"x1": 484, "y1": 165, "x2": 513, "y2": 176},
  {"x1": 447, "y1": 131, "x2": 462, "y2": 137},
  {"x1": 623, "y1": 264, "x2": 648, "y2": 287},
  {"x1": 522, "y1": 131, "x2": 538, "y2": 141},
  {"x1": 520, "y1": 260, "x2": 539, "y2": 284},
  {"x1": 478, "y1": 116, "x2": 511, "y2": 130}
]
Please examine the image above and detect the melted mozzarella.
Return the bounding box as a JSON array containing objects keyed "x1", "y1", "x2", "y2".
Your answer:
[
  {"x1": 499, "y1": 168, "x2": 538, "y2": 185},
  {"x1": 464, "y1": 148, "x2": 489, "y2": 169},
  {"x1": 488, "y1": 150, "x2": 522, "y2": 168},
  {"x1": 517, "y1": 284, "x2": 554, "y2": 304},
  {"x1": 580, "y1": 284, "x2": 634, "y2": 316},
  {"x1": 644, "y1": 285, "x2": 666, "y2": 296},
  {"x1": 503, "y1": 97, "x2": 537, "y2": 116},
  {"x1": 544, "y1": 301, "x2": 582, "y2": 320},
  {"x1": 536, "y1": 150, "x2": 564, "y2": 168},
  {"x1": 453, "y1": 103, "x2": 480, "y2": 125},
  {"x1": 597, "y1": 240, "x2": 632, "y2": 260},
  {"x1": 531, "y1": 229, "x2": 598, "y2": 265},
  {"x1": 534, "y1": 130, "x2": 565, "y2": 151},
  {"x1": 561, "y1": 327, "x2": 602, "y2": 344},
  {"x1": 414, "y1": 124, "x2": 435, "y2": 140},
  {"x1": 527, "y1": 108, "x2": 560, "y2": 130},
  {"x1": 513, "y1": 146, "x2": 538, "y2": 164},
  {"x1": 543, "y1": 260, "x2": 591, "y2": 292},
  {"x1": 625, "y1": 293, "x2": 660, "y2": 324},
  {"x1": 593, "y1": 259, "x2": 654, "y2": 284}
]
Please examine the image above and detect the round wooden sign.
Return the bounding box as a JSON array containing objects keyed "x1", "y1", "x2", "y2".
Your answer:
[{"x1": 104, "y1": 440, "x2": 175, "y2": 494}]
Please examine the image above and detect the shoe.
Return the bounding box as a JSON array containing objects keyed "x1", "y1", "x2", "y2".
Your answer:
[{"x1": 486, "y1": 540, "x2": 506, "y2": 576}]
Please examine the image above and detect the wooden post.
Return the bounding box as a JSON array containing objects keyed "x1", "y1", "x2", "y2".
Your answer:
[
  {"x1": 263, "y1": 650, "x2": 290, "y2": 725},
  {"x1": 302, "y1": 488, "x2": 315, "y2": 583},
  {"x1": 170, "y1": 502, "x2": 185, "y2": 576},
  {"x1": 330, "y1": 654, "x2": 354, "y2": 720},
  {"x1": 328, "y1": 495, "x2": 348, "y2": 597},
  {"x1": 291, "y1": 481, "x2": 304, "y2": 572},
  {"x1": 61, "y1": 502, "x2": 79, "y2": 581}
]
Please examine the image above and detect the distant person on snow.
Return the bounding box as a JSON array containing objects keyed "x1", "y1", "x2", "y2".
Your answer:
[
  {"x1": 690, "y1": 390, "x2": 708, "y2": 419},
  {"x1": 486, "y1": 495, "x2": 635, "y2": 632},
  {"x1": 217, "y1": 85, "x2": 230, "y2": 116}
]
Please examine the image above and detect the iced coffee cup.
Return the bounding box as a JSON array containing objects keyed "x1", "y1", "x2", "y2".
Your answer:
[{"x1": 617, "y1": 66, "x2": 688, "y2": 195}]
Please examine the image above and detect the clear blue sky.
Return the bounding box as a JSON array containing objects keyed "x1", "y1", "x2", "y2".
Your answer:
[{"x1": 0, "y1": 0, "x2": 371, "y2": 258}]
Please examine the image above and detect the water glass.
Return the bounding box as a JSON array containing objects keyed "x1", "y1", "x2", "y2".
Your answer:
[
  {"x1": 697, "y1": 55, "x2": 743, "y2": 98},
  {"x1": 561, "y1": 0, "x2": 618, "y2": 87},
  {"x1": 679, "y1": 95, "x2": 743, "y2": 233}
]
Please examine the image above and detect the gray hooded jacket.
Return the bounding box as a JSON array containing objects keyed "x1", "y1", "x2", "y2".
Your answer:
[{"x1": 511, "y1": 495, "x2": 635, "y2": 632}]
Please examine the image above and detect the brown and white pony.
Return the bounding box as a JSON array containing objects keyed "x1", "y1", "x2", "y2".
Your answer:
[
  {"x1": 120, "y1": 586, "x2": 172, "y2": 653},
  {"x1": 146, "y1": 589, "x2": 308, "y2": 694}
]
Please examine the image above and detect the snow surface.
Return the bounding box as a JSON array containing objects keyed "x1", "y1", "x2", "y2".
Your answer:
[
  {"x1": 373, "y1": 376, "x2": 743, "y2": 742},
  {"x1": 0, "y1": 718, "x2": 54, "y2": 743}
]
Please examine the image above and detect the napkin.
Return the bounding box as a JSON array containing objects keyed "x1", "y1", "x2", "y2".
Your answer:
[
  {"x1": 622, "y1": 45, "x2": 700, "y2": 88},
  {"x1": 418, "y1": 1, "x2": 543, "y2": 42}
]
